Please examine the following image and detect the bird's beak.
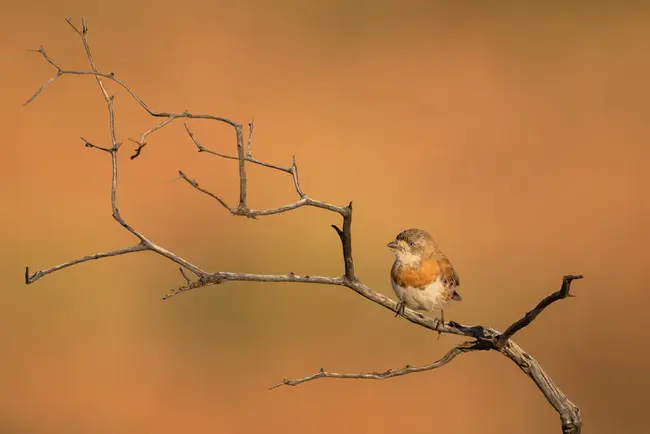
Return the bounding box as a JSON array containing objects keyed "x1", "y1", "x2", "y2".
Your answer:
[{"x1": 386, "y1": 240, "x2": 399, "y2": 250}]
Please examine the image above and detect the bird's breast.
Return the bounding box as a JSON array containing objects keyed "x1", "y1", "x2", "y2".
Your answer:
[{"x1": 390, "y1": 277, "x2": 450, "y2": 312}]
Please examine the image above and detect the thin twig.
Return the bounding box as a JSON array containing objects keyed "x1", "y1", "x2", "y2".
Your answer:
[
  {"x1": 177, "y1": 170, "x2": 232, "y2": 212},
  {"x1": 184, "y1": 122, "x2": 237, "y2": 159},
  {"x1": 185, "y1": 122, "x2": 292, "y2": 171},
  {"x1": 247, "y1": 118, "x2": 254, "y2": 156},
  {"x1": 496, "y1": 274, "x2": 583, "y2": 348},
  {"x1": 291, "y1": 155, "x2": 306, "y2": 197},
  {"x1": 80, "y1": 136, "x2": 112, "y2": 153},
  {"x1": 178, "y1": 267, "x2": 192, "y2": 285},
  {"x1": 23, "y1": 73, "x2": 60, "y2": 105},
  {"x1": 25, "y1": 243, "x2": 147, "y2": 284},
  {"x1": 178, "y1": 169, "x2": 344, "y2": 216},
  {"x1": 244, "y1": 155, "x2": 291, "y2": 173},
  {"x1": 235, "y1": 124, "x2": 247, "y2": 208},
  {"x1": 130, "y1": 115, "x2": 181, "y2": 159},
  {"x1": 270, "y1": 340, "x2": 488, "y2": 389}
]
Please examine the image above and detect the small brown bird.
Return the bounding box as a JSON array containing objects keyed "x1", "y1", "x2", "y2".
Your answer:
[{"x1": 387, "y1": 229, "x2": 462, "y2": 326}]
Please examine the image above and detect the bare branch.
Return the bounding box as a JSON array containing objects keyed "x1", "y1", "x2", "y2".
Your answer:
[
  {"x1": 273, "y1": 277, "x2": 583, "y2": 433},
  {"x1": 244, "y1": 155, "x2": 292, "y2": 173},
  {"x1": 270, "y1": 340, "x2": 487, "y2": 389},
  {"x1": 31, "y1": 45, "x2": 62, "y2": 69},
  {"x1": 501, "y1": 339, "x2": 582, "y2": 434},
  {"x1": 236, "y1": 198, "x2": 343, "y2": 216},
  {"x1": 65, "y1": 16, "x2": 83, "y2": 35},
  {"x1": 291, "y1": 155, "x2": 306, "y2": 198},
  {"x1": 26, "y1": 20, "x2": 239, "y2": 159},
  {"x1": 162, "y1": 274, "x2": 221, "y2": 300},
  {"x1": 235, "y1": 124, "x2": 247, "y2": 208},
  {"x1": 24, "y1": 18, "x2": 585, "y2": 434},
  {"x1": 496, "y1": 274, "x2": 583, "y2": 348},
  {"x1": 80, "y1": 136, "x2": 112, "y2": 153},
  {"x1": 25, "y1": 17, "x2": 209, "y2": 281},
  {"x1": 129, "y1": 115, "x2": 181, "y2": 159},
  {"x1": 23, "y1": 74, "x2": 60, "y2": 106},
  {"x1": 23, "y1": 47, "x2": 62, "y2": 105},
  {"x1": 330, "y1": 202, "x2": 355, "y2": 280},
  {"x1": 178, "y1": 267, "x2": 192, "y2": 285},
  {"x1": 185, "y1": 117, "x2": 303, "y2": 197},
  {"x1": 29, "y1": 64, "x2": 239, "y2": 131},
  {"x1": 177, "y1": 162, "x2": 343, "y2": 217},
  {"x1": 185, "y1": 122, "x2": 294, "y2": 173},
  {"x1": 177, "y1": 170, "x2": 232, "y2": 212},
  {"x1": 25, "y1": 243, "x2": 147, "y2": 284},
  {"x1": 179, "y1": 171, "x2": 344, "y2": 217},
  {"x1": 247, "y1": 118, "x2": 254, "y2": 156},
  {"x1": 163, "y1": 272, "x2": 345, "y2": 300},
  {"x1": 184, "y1": 122, "x2": 237, "y2": 159}
]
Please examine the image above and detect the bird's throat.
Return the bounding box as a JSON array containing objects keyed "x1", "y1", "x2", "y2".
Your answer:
[{"x1": 394, "y1": 250, "x2": 422, "y2": 267}]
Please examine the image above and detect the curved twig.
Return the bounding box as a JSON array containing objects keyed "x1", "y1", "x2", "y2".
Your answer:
[{"x1": 270, "y1": 340, "x2": 488, "y2": 389}]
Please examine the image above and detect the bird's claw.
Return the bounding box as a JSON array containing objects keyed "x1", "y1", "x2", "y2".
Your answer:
[
  {"x1": 395, "y1": 302, "x2": 405, "y2": 318},
  {"x1": 436, "y1": 310, "x2": 445, "y2": 340}
]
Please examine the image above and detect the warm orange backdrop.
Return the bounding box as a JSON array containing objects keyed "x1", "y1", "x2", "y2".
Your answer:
[{"x1": 1, "y1": 1, "x2": 648, "y2": 433}]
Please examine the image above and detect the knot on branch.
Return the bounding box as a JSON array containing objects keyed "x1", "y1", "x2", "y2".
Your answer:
[
  {"x1": 231, "y1": 207, "x2": 257, "y2": 219},
  {"x1": 162, "y1": 270, "x2": 223, "y2": 300}
]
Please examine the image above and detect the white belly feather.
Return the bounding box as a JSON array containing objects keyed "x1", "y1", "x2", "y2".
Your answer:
[{"x1": 391, "y1": 277, "x2": 451, "y2": 312}]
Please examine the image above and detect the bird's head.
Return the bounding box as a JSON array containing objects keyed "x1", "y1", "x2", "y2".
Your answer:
[{"x1": 387, "y1": 229, "x2": 437, "y2": 265}]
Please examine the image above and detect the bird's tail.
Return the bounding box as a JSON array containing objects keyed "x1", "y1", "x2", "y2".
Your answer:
[{"x1": 452, "y1": 290, "x2": 462, "y2": 301}]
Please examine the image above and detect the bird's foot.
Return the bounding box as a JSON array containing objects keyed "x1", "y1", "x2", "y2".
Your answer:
[
  {"x1": 394, "y1": 302, "x2": 406, "y2": 318},
  {"x1": 436, "y1": 310, "x2": 445, "y2": 340}
]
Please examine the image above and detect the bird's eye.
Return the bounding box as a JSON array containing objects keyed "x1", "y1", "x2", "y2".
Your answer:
[{"x1": 408, "y1": 241, "x2": 415, "y2": 247}]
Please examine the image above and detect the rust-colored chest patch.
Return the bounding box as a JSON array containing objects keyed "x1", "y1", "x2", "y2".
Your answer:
[{"x1": 391, "y1": 256, "x2": 460, "y2": 291}]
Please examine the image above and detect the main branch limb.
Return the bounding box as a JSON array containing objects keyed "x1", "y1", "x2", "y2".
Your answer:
[{"x1": 24, "y1": 18, "x2": 583, "y2": 434}]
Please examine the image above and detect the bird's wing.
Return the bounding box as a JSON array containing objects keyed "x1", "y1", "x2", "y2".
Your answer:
[
  {"x1": 437, "y1": 256, "x2": 459, "y2": 287},
  {"x1": 437, "y1": 256, "x2": 462, "y2": 301}
]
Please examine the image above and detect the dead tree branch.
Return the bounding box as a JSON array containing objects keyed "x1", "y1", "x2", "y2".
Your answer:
[
  {"x1": 270, "y1": 340, "x2": 489, "y2": 389},
  {"x1": 24, "y1": 18, "x2": 583, "y2": 434}
]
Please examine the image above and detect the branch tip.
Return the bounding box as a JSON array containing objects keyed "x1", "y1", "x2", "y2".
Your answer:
[
  {"x1": 564, "y1": 274, "x2": 584, "y2": 282},
  {"x1": 331, "y1": 224, "x2": 344, "y2": 239}
]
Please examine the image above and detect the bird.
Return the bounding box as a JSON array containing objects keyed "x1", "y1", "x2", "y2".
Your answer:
[{"x1": 387, "y1": 228, "x2": 462, "y2": 329}]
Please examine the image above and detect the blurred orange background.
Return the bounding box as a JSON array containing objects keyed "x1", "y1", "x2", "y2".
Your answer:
[{"x1": 1, "y1": 1, "x2": 648, "y2": 433}]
